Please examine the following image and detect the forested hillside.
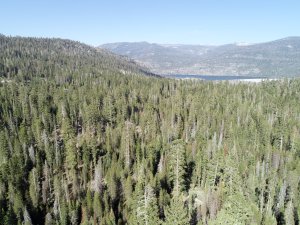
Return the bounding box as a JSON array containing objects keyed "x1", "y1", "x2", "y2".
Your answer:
[
  {"x1": 0, "y1": 36, "x2": 300, "y2": 225},
  {"x1": 0, "y1": 35, "x2": 155, "y2": 82}
]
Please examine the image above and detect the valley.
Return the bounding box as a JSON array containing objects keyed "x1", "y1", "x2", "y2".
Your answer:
[{"x1": 101, "y1": 37, "x2": 300, "y2": 77}]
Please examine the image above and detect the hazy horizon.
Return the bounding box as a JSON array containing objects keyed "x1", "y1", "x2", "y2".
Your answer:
[
  {"x1": 1, "y1": 0, "x2": 300, "y2": 46},
  {"x1": 2, "y1": 33, "x2": 299, "y2": 48}
]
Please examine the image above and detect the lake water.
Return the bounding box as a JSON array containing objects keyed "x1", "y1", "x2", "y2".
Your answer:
[{"x1": 165, "y1": 75, "x2": 268, "y2": 82}]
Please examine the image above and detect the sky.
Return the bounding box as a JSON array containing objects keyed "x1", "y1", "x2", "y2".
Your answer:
[{"x1": 1, "y1": 0, "x2": 300, "y2": 46}]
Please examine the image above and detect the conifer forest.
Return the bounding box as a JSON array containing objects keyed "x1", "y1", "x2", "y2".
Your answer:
[{"x1": 0, "y1": 35, "x2": 299, "y2": 225}]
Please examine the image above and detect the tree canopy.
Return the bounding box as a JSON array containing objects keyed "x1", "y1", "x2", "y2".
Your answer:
[{"x1": 0, "y1": 35, "x2": 299, "y2": 225}]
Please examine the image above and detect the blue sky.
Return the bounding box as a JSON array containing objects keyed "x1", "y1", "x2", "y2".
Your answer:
[{"x1": 1, "y1": 0, "x2": 299, "y2": 46}]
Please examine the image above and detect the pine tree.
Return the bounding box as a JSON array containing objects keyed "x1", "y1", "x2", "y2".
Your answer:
[
  {"x1": 168, "y1": 139, "x2": 186, "y2": 196},
  {"x1": 28, "y1": 167, "x2": 39, "y2": 208},
  {"x1": 0, "y1": 130, "x2": 9, "y2": 165},
  {"x1": 163, "y1": 196, "x2": 189, "y2": 225},
  {"x1": 23, "y1": 207, "x2": 33, "y2": 225},
  {"x1": 60, "y1": 200, "x2": 69, "y2": 225},
  {"x1": 136, "y1": 184, "x2": 161, "y2": 225},
  {"x1": 285, "y1": 200, "x2": 295, "y2": 225},
  {"x1": 93, "y1": 192, "x2": 103, "y2": 224},
  {"x1": 44, "y1": 213, "x2": 54, "y2": 225},
  {"x1": 209, "y1": 193, "x2": 259, "y2": 225}
]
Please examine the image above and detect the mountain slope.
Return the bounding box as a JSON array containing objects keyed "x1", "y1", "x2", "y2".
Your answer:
[
  {"x1": 101, "y1": 42, "x2": 214, "y2": 73},
  {"x1": 0, "y1": 35, "x2": 156, "y2": 82},
  {"x1": 101, "y1": 37, "x2": 300, "y2": 77}
]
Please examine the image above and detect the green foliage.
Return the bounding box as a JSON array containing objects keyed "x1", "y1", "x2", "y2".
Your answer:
[
  {"x1": 210, "y1": 193, "x2": 260, "y2": 225},
  {"x1": 0, "y1": 35, "x2": 300, "y2": 224},
  {"x1": 28, "y1": 168, "x2": 39, "y2": 208},
  {"x1": 163, "y1": 196, "x2": 189, "y2": 225},
  {"x1": 93, "y1": 192, "x2": 103, "y2": 224},
  {"x1": 168, "y1": 139, "x2": 186, "y2": 196},
  {"x1": 130, "y1": 184, "x2": 161, "y2": 225}
]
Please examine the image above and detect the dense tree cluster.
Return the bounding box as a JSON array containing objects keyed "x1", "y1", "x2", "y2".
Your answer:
[{"x1": 0, "y1": 36, "x2": 299, "y2": 224}]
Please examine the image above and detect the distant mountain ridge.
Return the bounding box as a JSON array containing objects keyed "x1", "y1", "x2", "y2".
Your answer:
[{"x1": 100, "y1": 37, "x2": 300, "y2": 77}]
